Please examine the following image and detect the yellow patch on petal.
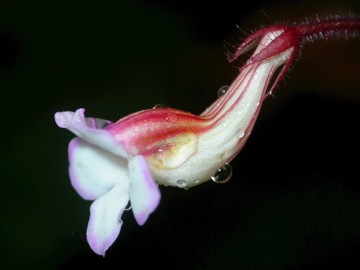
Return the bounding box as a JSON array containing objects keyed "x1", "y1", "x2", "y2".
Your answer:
[{"x1": 146, "y1": 132, "x2": 198, "y2": 170}]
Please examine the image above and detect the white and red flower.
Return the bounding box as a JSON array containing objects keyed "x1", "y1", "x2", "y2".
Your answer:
[{"x1": 55, "y1": 17, "x2": 360, "y2": 255}]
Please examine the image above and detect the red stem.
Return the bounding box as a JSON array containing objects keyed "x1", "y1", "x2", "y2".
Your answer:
[{"x1": 296, "y1": 18, "x2": 360, "y2": 41}]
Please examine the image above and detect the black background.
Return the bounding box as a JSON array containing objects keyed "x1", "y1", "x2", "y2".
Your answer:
[{"x1": 1, "y1": 0, "x2": 360, "y2": 269}]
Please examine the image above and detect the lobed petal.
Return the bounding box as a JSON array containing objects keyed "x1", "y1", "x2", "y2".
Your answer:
[
  {"x1": 69, "y1": 138, "x2": 128, "y2": 200},
  {"x1": 86, "y1": 182, "x2": 130, "y2": 256},
  {"x1": 128, "y1": 155, "x2": 161, "y2": 226}
]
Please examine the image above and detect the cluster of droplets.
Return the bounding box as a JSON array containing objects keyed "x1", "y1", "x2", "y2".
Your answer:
[
  {"x1": 159, "y1": 85, "x2": 234, "y2": 190},
  {"x1": 215, "y1": 84, "x2": 242, "y2": 184},
  {"x1": 175, "y1": 163, "x2": 233, "y2": 189}
]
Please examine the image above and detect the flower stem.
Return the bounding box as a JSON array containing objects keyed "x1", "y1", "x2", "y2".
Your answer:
[{"x1": 297, "y1": 17, "x2": 360, "y2": 42}]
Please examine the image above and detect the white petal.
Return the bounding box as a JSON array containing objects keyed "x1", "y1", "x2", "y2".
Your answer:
[
  {"x1": 128, "y1": 155, "x2": 161, "y2": 226},
  {"x1": 86, "y1": 182, "x2": 130, "y2": 256},
  {"x1": 69, "y1": 138, "x2": 128, "y2": 200},
  {"x1": 55, "y1": 108, "x2": 129, "y2": 158}
]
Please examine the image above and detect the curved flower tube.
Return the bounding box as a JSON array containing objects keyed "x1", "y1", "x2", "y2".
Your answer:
[{"x1": 55, "y1": 17, "x2": 360, "y2": 255}]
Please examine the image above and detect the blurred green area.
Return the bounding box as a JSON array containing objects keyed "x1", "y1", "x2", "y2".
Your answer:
[{"x1": 0, "y1": 0, "x2": 359, "y2": 269}]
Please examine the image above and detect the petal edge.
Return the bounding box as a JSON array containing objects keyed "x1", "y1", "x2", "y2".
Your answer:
[
  {"x1": 129, "y1": 155, "x2": 161, "y2": 226},
  {"x1": 86, "y1": 182, "x2": 130, "y2": 256}
]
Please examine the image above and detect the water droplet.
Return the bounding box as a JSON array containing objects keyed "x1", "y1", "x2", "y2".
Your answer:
[
  {"x1": 256, "y1": 101, "x2": 260, "y2": 107},
  {"x1": 236, "y1": 129, "x2": 245, "y2": 139},
  {"x1": 165, "y1": 112, "x2": 177, "y2": 123},
  {"x1": 217, "y1": 85, "x2": 229, "y2": 97},
  {"x1": 156, "y1": 147, "x2": 164, "y2": 153},
  {"x1": 125, "y1": 201, "x2": 132, "y2": 211},
  {"x1": 194, "y1": 179, "x2": 200, "y2": 184},
  {"x1": 153, "y1": 103, "x2": 168, "y2": 109},
  {"x1": 211, "y1": 164, "x2": 232, "y2": 184},
  {"x1": 151, "y1": 146, "x2": 165, "y2": 157},
  {"x1": 176, "y1": 179, "x2": 188, "y2": 188}
]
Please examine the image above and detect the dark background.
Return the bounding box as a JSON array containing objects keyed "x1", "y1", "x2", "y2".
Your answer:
[{"x1": 1, "y1": 0, "x2": 359, "y2": 269}]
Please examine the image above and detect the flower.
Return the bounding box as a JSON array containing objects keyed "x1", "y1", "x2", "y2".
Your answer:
[
  {"x1": 55, "y1": 17, "x2": 359, "y2": 255},
  {"x1": 55, "y1": 28, "x2": 293, "y2": 256},
  {"x1": 54, "y1": 109, "x2": 161, "y2": 256}
]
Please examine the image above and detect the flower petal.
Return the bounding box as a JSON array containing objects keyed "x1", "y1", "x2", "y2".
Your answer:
[
  {"x1": 146, "y1": 132, "x2": 198, "y2": 170},
  {"x1": 69, "y1": 137, "x2": 128, "y2": 200},
  {"x1": 128, "y1": 155, "x2": 161, "y2": 226},
  {"x1": 55, "y1": 108, "x2": 129, "y2": 158},
  {"x1": 86, "y1": 182, "x2": 130, "y2": 256}
]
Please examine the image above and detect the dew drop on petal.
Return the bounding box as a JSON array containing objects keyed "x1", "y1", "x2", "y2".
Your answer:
[
  {"x1": 176, "y1": 179, "x2": 188, "y2": 188},
  {"x1": 125, "y1": 201, "x2": 132, "y2": 211},
  {"x1": 165, "y1": 112, "x2": 177, "y2": 123},
  {"x1": 153, "y1": 103, "x2": 168, "y2": 109},
  {"x1": 236, "y1": 129, "x2": 245, "y2": 139},
  {"x1": 151, "y1": 146, "x2": 164, "y2": 156},
  {"x1": 211, "y1": 163, "x2": 232, "y2": 184},
  {"x1": 217, "y1": 85, "x2": 229, "y2": 97}
]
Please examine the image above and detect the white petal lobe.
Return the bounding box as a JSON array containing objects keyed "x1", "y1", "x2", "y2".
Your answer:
[{"x1": 128, "y1": 155, "x2": 161, "y2": 226}]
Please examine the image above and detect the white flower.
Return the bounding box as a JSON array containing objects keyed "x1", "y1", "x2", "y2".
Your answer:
[{"x1": 55, "y1": 109, "x2": 160, "y2": 256}]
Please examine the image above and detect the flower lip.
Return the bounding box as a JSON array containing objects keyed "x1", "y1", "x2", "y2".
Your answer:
[
  {"x1": 54, "y1": 111, "x2": 74, "y2": 128},
  {"x1": 68, "y1": 137, "x2": 127, "y2": 201},
  {"x1": 86, "y1": 182, "x2": 129, "y2": 256},
  {"x1": 56, "y1": 109, "x2": 161, "y2": 255},
  {"x1": 55, "y1": 108, "x2": 130, "y2": 158}
]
